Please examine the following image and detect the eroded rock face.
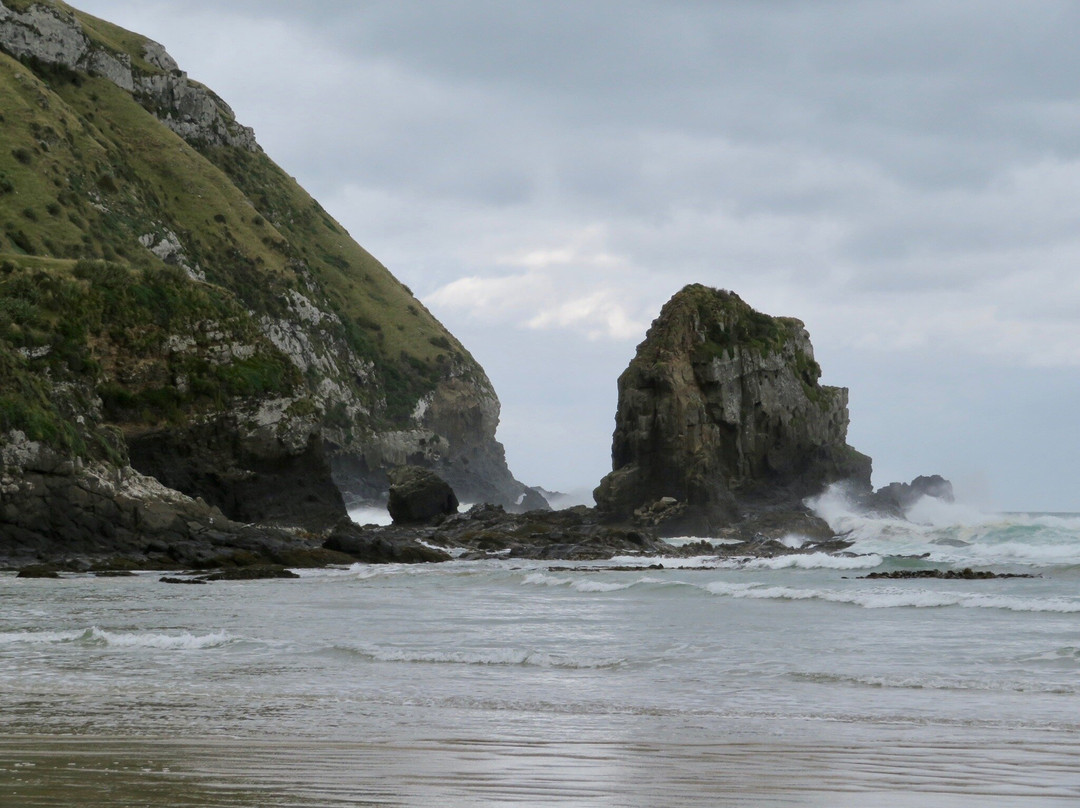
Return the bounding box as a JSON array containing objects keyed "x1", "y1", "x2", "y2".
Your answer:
[
  {"x1": 332, "y1": 372, "x2": 546, "y2": 510},
  {"x1": 0, "y1": 1, "x2": 256, "y2": 149},
  {"x1": 594, "y1": 284, "x2": 871, "y2": 535}
]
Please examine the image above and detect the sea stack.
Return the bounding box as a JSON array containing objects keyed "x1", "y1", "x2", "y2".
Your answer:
[{"x1": 594, "y1": 284, "x2": 871, "y2": 535}]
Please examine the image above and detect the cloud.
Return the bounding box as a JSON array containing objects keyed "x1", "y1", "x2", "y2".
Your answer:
[{"x1": 426, "y1": 227, "x2": 652, "y2": 341}]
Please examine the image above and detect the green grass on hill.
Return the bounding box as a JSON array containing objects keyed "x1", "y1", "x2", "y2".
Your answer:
[{"x1": 0, "y1": 27, "x2": 486, "y2": 437}]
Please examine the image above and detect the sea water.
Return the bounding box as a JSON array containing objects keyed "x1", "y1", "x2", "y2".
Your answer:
[{"x1": 3, "y1": 494, "x2": 1080, "y2": 806}]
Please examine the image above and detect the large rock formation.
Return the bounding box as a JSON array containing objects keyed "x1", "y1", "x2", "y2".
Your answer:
[
  {"x1": 0, "y1": 0, "x2": 533, "y2": 567},
  {"x1": 595, "y1": 285, "x2": 871, "y2": 535}
]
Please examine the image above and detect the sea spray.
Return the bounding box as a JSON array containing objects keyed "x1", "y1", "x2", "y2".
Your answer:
[{"x1": 807, "y1": 484, "x2": 1080, "y2": 568}]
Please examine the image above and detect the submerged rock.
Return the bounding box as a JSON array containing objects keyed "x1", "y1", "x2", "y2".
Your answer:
[{"x1": 595, "y1": 285, "x2": 871, "y2": 536}]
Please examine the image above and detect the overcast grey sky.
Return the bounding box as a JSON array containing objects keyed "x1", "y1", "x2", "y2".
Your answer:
[{"x1": 75, "y1": 0, "x2": 1080, "y2": 510}]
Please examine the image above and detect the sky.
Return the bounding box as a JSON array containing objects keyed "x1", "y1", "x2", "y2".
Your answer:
[{"x1": 71, "y1": 0, "x2": 1080, "y2": 511}]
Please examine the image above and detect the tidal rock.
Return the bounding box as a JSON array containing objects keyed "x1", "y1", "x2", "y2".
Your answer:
[
  {"x1": 861, "y1": 568, "x2": 1034, "y2": 580},
  {"x1": 386, "y1": 465, "x2": 459, "y2": 525},
  {"x1": 864, "y1": 474, "x2": 954, "y2": 516},
  {"x1": 16, "y1": 564, "x2": 61, "y2": 578},
  {"x1": 201, "y1": 565, "x2": 300, "y2": 581},
  {"x1": 595, "y1": 285, "x2": 871, "y2": 535},
  {"x1": 323, "y1": 520, "x2": 451, "y2": 563}
]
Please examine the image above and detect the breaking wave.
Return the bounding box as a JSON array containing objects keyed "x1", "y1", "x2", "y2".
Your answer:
[
  {"x1": 789, "y1": 670, "x2": 1078, "y2": 694},
  {"x1": 808, "y1": 486, "x2": 1080, "y2": 568},
  {"x1": 0, "y1": 627, "x2": 232, "y2": 649},
  {"x1": 515, "y1": 569, "x2": 1079, "y2": 612},
  {"x1": 737, "y1": 553, "x2": 883, "y2": 571},
  {"x1": 334, "y1": 642, "x2": 624, "y2": 669},
  {"x1": 703, "y1": 581, "x2": 1080, "y2": 612}
]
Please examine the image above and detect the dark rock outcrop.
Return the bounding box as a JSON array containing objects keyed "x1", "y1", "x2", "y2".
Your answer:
[
  {"x1": 324, "y1": 519, "x2": 452, "y2": 563},
  {"x1": 861, "y1": 568, "x2": 1034, "y2": 580},
  {"x1": 863, "y1": 474, "x2": 954, "y2": 516},
  {"x1": 595, "y1": 285, "x2": 871, "y2": 536},
  {"x1": 346, "y1": 503, "x2": 676, "y2": 561},
  {"x1": 127, "y1": 420, "x2": 345, "y2": 532},
  {"x1": 0, "y1": 431, "x2": 331, "y2": 570},
  {"x1": 387, "y1": 465, "x2": 459, "y2": 524}
]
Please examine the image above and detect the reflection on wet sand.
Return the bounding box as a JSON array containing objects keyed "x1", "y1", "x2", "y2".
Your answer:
[{"x1": 3, "y1": 727, "x2": 1080, "y2": 808}]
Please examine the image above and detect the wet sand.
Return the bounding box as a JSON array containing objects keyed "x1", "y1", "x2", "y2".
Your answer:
[{"x1": 4, "y1": 722, "x2": 1079, "y2": 807}]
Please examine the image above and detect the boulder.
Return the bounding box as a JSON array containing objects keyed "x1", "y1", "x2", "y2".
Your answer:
[
  {"x1": 386, "y1": 466, "x2": 459, "y2": 525},
  {"x1": 594, "y1": 284, "x2": 871, "y2": 535}
]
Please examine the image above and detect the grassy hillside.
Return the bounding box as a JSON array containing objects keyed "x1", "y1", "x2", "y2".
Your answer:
[{"x1": 0, "y1": 3, "x2": 484, "y2": 458}]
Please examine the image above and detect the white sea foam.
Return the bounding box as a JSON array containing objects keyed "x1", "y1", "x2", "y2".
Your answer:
[
  {"x1": 520, "y1": 571, "x2": 682, "y2": 593},
  {"x1": 339, "y1": 643, "x2": 623, "y2": 669},
  {"x1": 739, "y1": 552, "x2": 884, "y2": 571},
  {"x1": 87, "y1": 627, "x2": 232, "y2": 649},
  {"x1": 570, "y1": 579, "x2": 637, "y2": 593},
  {"x1": 662, "y1": 537, "x2": 743, "y2": 547},
  {"x1": 779, "y1": 534, "x2": 809, "y2": 549},
  {"x1": 520, "y1": 572, "x2": 637, "y2": 592},
  {"x1": 0, "y1": 627, "x2": 231, "y2": 649},
  {"x1": 417, "y1": 539, "x2": 468, "y2": 558},
  {"x1": 790, "y1": 670, "x2": 1078, "y2": 694},
  {"x1": 702, "y1": 580, "x2": 1080, "y2": 612},
  {"x1": 346, "y1": 505, "x2": 392, "y2": 526},
  {"x1": 521, "y1": 572, "x2": 572, "y2": 587},
  {"x1": 0, "y1": 629, "x2": 85, "y2": 645}
]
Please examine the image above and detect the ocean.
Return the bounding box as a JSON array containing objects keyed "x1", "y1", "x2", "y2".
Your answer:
[{"x1": 3, "y1": 491, "x2": 1080, "y2": 806}]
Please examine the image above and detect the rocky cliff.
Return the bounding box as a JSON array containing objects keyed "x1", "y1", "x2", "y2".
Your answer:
[
  {"x1": 595, "y1": 284, "x2": 871, "y2": 535},
  {"x1": 0, "y1": 0, "x2": 533, "y2": 565}
]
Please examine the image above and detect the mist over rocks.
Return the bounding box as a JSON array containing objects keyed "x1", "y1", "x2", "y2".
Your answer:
[{"x1": 595, "y1": 284, "x2": 872, "y2": 537}]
